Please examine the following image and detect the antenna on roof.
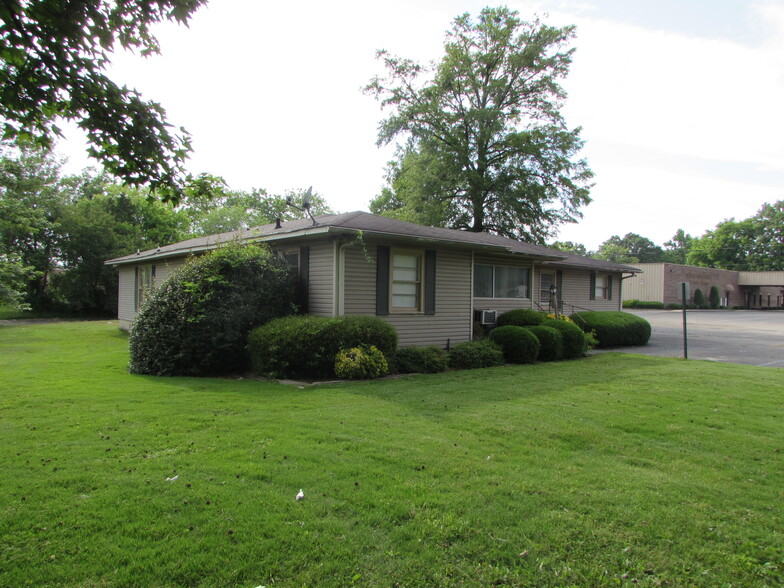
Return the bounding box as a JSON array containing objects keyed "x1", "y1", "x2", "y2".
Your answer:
[{"x1": 285, "y1": 186, "x2": 317, "y2": 225}]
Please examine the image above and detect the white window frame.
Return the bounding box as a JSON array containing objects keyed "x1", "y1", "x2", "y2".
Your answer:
[
  {"x1": 390, "y1": 249, "x2": 424, "y2": 313},
  {"x1": 135, "y1": 264, "x2": 155, "y2": 311}
]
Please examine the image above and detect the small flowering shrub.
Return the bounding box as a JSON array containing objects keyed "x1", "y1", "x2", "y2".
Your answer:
[
  {"x1": 545, "y1": 313, "x2": 573, "y2": 322},
  {"x1": 334, "y1": 345, "x2": 388, "y2": 380}
]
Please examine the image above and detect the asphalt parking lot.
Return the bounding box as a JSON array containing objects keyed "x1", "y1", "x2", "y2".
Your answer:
[{"x1": 601, "y1": 309, "x2": 784, "y2": 368}]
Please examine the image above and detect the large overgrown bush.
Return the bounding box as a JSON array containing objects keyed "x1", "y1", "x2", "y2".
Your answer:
[
  {"x1": 540, "y1": 318, "x2": 588, "y2": 359},
  {"x1": 394, "y1": 346, "x2": 448, "y2": 374},
  {"x1": 447, "y1": 339, "x2": 504, "y2": 370},
  {"x1": 488, "y1": 325, "x2": 540, "y2": 364},
  {"x1": 570, "y1": 311, "x2": 651, "y2": 348},
  {"x1": 496, "y1": 308, "x2": 545, "y2": 327},
  {"x1": 248, "y1": 315, "x2": 397, "y2": 379},
  {"x1": 129, "y1": 243, "x2": 296, "y2": 376},
  {"x1": 525, "y1": 325, "x2": 564, "y2": 362}
]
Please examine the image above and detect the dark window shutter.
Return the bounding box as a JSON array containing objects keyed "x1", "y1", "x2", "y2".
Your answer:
[
  {"x1": 556, "y1": 270, "x2": 564, "y2": 302},
  {"x1": 589, "y1": 271, "x2": 596, "y2": 301},
  {"x1": 607, "y1": 275, "x2": 613, "y2": 300},
  {"x1": 134, "y1": 266, "x2": 139, "y2": 311},
  {"x1": 424, "y1": 249, "x2": 436, "y2": 315},
  {"x1": 376, "y1": 246, "x2": 390, "y2": 316},
  {"x1": 299, "y1": 246, "x2": 310, "y2": 313}
]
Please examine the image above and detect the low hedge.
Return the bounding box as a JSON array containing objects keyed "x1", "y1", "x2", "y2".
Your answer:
[
  {"x1": 488, "y1": 325, "x2": 540, "y2": 364},
  {"x1": 525, "y1": 325, "x2": 564, "y2": 362},
  {"x1": 496, "y1": 308, "x2": 545, "y2": 327},
  {"x1": 540, "y1": 319, "x2": 588, "y2": 359},
  {"x1": 623, "y1": 300, "x2": 664, "y2": 309},
  {"x1": 394, "y1": 346, "x2": 448, "y2": 374},
  {"x1": 570, "y1": 311, "x2": 651, "y2": 347},
  {"x1": 334, "y1": 345, "x2": 389, "y2": 380},
  {"x1": 247, "y1": 315, "x2": 397, "y2": 379},
  {"x1": 448, "y1": 339, "x2": 504, "y2": 370}
]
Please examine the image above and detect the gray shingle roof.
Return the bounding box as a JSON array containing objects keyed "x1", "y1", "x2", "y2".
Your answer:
[{"x1": 106, "y1": 211, "x2": 639, "y2": 273}]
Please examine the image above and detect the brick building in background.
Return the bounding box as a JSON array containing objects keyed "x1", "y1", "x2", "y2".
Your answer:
[{"x1": 623, "y1": 263, "x2": 784, "y2": 308}]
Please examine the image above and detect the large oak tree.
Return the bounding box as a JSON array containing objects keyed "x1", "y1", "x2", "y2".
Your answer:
[{"x1": 366, "y1": 6, "x2": 593, "y2": 243}]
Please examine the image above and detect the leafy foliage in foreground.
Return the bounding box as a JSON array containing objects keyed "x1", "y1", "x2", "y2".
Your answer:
[
  {"x1": 0, "y1": 0, "x2": 206, "y2": 200},
  {"x1": 129, "y1": 243, "x2": 296, "y2": 376},
  {"x1": 1, "y1": 322, "x2": 783, "y2": 586}
]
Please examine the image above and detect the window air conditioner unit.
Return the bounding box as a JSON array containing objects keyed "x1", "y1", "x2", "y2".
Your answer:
[{"x1": 478, "y1": 310, "x2": 497, "y2": 325}]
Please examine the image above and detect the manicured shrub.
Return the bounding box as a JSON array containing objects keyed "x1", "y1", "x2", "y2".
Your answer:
[
  {"x1": 394, "y1": 346, "x2": 448, "y2": 374},
  {"x1": 693, "y1": 288, "x2": 706, "y2": 308},
  {"x1": 488, "y1": 325, "x2": 540, "y2": 364},
  {"x1": 570, "y1": 311, "x2": 651, "y2": 348},
  {"x1": 129, "y1": 243, "x2": 296, "y2": 376},
  {"x1": 334, "y1": 345, "x2": 388, "y2": 380},
  {"x1": 525, "y1": 326, "x2": 564, "y2": 362},
  {"x1": 709, "y1": 286, "x2": 720, "y2": 309},
  {"x1": 448, "y1": 339, "x2": 504, "y2": 370},
  {"x1": 541, "y1": 318, "x2": 589, "y2": 358},
  {"x1": 248, "y1": 314, "x2": 397, "y2": 379},
  {"x1": 496, "y1": 308, "x2": 545, "y2": 327},
  {"x1": 623, "y1": 300, "x2": 664, "y2": 309}
]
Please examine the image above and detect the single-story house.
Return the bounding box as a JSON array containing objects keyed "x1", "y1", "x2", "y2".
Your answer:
[
  {"x1": 106, "y1": 211, "x2": 640, "y2": 347},
  {"x1": 622, "y1": 262, "x2": 784, "y2": 308}
]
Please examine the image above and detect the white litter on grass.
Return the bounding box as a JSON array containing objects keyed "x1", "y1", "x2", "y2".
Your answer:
[
  {"x1": 295, "y1": 489, "x2": 304, "y2": 501},
  {"x1": 165, "y1": 475, "x2": 178, "y2": 482}
]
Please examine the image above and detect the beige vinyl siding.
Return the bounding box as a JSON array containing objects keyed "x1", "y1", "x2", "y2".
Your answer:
[
  {"x1": 117, "y1": 265, "x2": 136, "y2": 327},
  {"x1": 307, "y1": 241, "x2": 335, "y2": 317},
  {"x1": 559, "y1": 269, "x2": 621, "y2": 312},
  {"x1": 621, "y1": 263, "x2": 665, "y2": 303},
  {"x1": 473, "y1": 253, "x2": 534, "y2": 315},
  {"x1": 739, "y1": 271, "x2": 784, "y2": 286},
  {"x1": 342, "y1": 241, "x2": 472, "y2": 348}
]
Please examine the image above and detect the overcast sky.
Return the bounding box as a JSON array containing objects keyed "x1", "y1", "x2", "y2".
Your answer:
[{"x1": 59, "y1": 0, "x2": 784, "y2": 250}]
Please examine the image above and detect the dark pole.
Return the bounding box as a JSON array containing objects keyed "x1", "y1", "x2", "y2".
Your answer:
[{"x1": 682, "y1": 282, "x2": 688, "y2": 360}]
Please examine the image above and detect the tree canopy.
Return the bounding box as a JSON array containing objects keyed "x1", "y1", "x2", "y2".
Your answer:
[
  {"x1": 0, "y1": 0, "x2": 206, "y2": 201},
  {"x1": 594, "y1": 233, "x2": 664, "y2": 264},
  {"x1": 365, "y1": 6, "x2": 593, "y2": 243}
]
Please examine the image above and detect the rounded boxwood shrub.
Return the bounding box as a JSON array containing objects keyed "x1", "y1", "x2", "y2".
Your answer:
[
  {"x1": 129, "y1": 243, "x2": 297, "y2": 376},
  {"x1": 248, "y1": 314, "x2": 397, "y2": 379},
  {"x1": 488, "y1": 325, "x2": 540, "y2": 364},
  {"x1": 496, "y1": 308, "x2": 545, "y2": 327},
  {"x1": 394, "y1": 346, "x2": 448, "y2": 374},
  {"x1": 334, "y1": 345, "x2": 388, "y2": 380},
  {"x1": 525, "y1": 325, "x2": 564, "y2": 362},
  {"x1": 540, "y1": 318, "x2": 587, "y2": 359},
  {"x1": 448, "y1": 339, "x2": 504, "y2": 370},
  {"x1": 570, "y1": 311, "x2": 651, "y2": 348}
]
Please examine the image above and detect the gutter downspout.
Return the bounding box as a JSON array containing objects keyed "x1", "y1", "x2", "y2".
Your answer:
[{"x1": 619, "y1": 273, "x2": 637, "y2": 311}]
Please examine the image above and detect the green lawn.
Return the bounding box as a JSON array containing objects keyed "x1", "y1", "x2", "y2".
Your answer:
[{"x1": 1, "y1": 321, "x2": 782, "y2": 587}]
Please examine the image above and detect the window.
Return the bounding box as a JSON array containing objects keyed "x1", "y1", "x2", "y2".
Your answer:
[
  {"x1": 135, "y1": 265, "x2": 155, "y2": 311},
  {"x1": 540, "y1": 272, "x2": 555, "y2": 303},
  {"x1": 391, "y1": 250, "x2": 423, "y2": 311},
  {"x1": 592, "y1": 273, "x2": 612, "y2": 300},
  {"x1": 474, "y1": 264, "x2": 529, "y2": 298}
]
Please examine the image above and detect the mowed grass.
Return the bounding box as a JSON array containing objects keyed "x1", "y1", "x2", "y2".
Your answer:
[{"x1": 1, "y1": 322, "x2": 783, "y2": 587}]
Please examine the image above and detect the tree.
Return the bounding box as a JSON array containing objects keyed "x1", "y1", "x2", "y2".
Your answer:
[
  {"x1": 594, "y1": 233, "x2": 663, "y2": 264},
  {"x1": 182, "y1": 186, "x2": 333, "y2": 237},
  {"x1": 0, "y1": 0, "x2": 206, "y2": 201},
  {"x1": 365, "y1": 6, "x2": 592, "y2": 243},
  {"x1": 0, "y1": 141, "x2": 69, "y2": 308},
  {"x1": 662, "y1": 229, "x2": 693, "y2": 264},
  {"x1": 687, "y1": 202, "x2": 784, "y2": 271},
  {"x1": 549, "y1": 240, "x2": 587, "y2": 256}
]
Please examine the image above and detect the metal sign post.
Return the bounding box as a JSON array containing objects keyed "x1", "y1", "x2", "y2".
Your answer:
[{"x1": 681, "y1": 282, "x2": 689, "y2": 359}]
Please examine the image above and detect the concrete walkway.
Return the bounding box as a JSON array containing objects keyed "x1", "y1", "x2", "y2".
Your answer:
[{"x1": 599, "y1": 309, "x2": 784, "y2": 368}]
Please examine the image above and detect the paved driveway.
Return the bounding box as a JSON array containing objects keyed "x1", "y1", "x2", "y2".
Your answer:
[{"x1": 599, "y1": 310, "x2": 784, "y2": 368}]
